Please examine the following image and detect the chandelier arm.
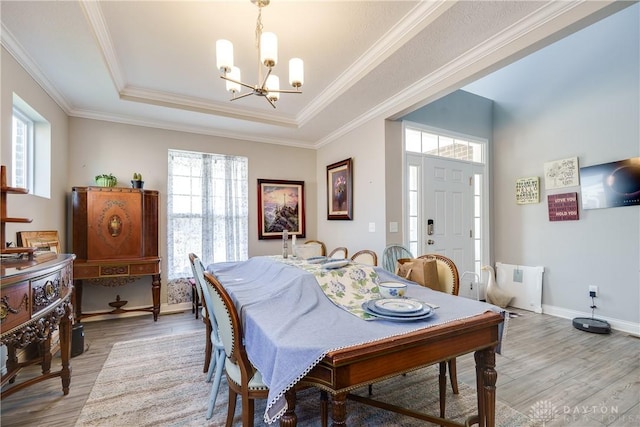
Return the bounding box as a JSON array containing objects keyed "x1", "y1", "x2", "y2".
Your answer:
[
  {"x1": 229, "y1": 92, "x2": 256, "y2": 101},
  {"x1": 220, "y1": 75, "x2": 256, "y2": 91},
  {"x1": 265, "y1": 88, "x2": 302, "y2": 94},
  {"x1": 265, "y1": 96, "x2": 276, "y2": 109},
  {"x1": 260, "y1": 66, "x2": 273, "y2": 90}
]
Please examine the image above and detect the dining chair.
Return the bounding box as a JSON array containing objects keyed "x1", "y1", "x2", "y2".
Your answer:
[
  {"x1": 304, "y1": 240, "x2": 327, "y2": 256},
  {"x1": 188, "y1": 255, "x2": 212, "y2": 374},
  {"x1": 327, "y1": 247, "x2": 348, "y2": 259},
  {"x1": 203, "y1": 270, "x2": 269, "y2": 426},
  {"x1": 350, "y1": 249, "x2": 378, "y2": 266},
  {"x1": 381, "y1": 244, "x2": 413, "y2": 273},
  {"x1": 417, "y1": 254, "x2": 461, "y2": 406},
  {"x1": 189, "y1": 254, "x2": 227, "y2": 419}
]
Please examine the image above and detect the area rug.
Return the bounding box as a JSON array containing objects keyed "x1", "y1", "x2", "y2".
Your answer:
[{"x1": 75, "y1": 331, "x2": 534, "y2": 426}]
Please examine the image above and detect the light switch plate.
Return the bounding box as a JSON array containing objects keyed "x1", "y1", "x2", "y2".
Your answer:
[
  {"x1": 368, "y1": 222, "x2": 375, "y2": 232},
  {"x1": 389, "y1": 222, "x2": 398, "y2": 232}
]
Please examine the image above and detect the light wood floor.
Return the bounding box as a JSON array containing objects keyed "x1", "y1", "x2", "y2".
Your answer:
[{"x1": 1, "y1": 309, "x2": 639, "y2": 426}]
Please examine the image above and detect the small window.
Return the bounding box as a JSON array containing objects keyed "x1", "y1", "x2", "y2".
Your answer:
[
  {"x1": 12, "y1": 107, "x2": 33, "y2": 190},
  {"x1": 12, "y1": 94, "x2": 51, "y2": 198}
]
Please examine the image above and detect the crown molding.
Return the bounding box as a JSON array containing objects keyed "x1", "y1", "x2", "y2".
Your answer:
[
  {"x1": 316, "y1": 0, "x2": 615, "y2": 147},
  {"x1": 120, "y1": 86, "x2": 299, "y2": 128},
  {"x1": 1, "y1": 23, "x2": 72, "y2": 113},
  {"x1": 296, "y1": 0, "x2": 455, "y2": 127},
  {"x1": 69, "y1": 108, "x2": 314, "y2": 149}
]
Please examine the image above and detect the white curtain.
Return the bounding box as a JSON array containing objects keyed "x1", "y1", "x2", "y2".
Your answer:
[{"x1": 167, "y1": 149, "x2": 248, "y2": 280}]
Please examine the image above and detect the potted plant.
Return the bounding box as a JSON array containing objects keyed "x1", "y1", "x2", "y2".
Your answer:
[
  {"x1": 95, "y1": 173, "x2": 117, "y2": 187},
  {"x1": 131, "y1": 172, "x2": 144, "y2": 189}
]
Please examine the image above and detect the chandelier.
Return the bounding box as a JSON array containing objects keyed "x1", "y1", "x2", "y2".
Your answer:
[{"x1": 215, "y1": 0, "x2": 304, "y2": 108}]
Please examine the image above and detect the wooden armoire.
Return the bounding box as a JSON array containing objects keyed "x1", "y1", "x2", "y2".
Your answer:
[{"x1": 72, "y1": 186, "x2": 161, "y2": 321}]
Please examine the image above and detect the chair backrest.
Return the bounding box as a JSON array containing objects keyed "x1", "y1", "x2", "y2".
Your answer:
[
  {"x1": 382, "y1": 244, "x2": 414, "y2": 272},
  {"x1": 304, "y1": 240, "x2": 327, "y2": 256},
  {"x1": 417, "y1": 254, "x2": 460, "y2": 296},
  {"x1": 203, "y1": 271, "x2": 255, "y2": 379},
  {"x1": 350, "y1": 249, "x2": 378, "y2": 266},
  {"x1": 328, "y1": 247, "x2": 348, "y2": 259},
  {"x1": 189, "y1": 253, "x2": 219, "y2": 333}
]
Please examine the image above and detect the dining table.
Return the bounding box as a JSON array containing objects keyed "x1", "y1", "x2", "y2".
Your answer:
[{"x1": 207, "y1": 255, "x2": 505, "y2": 427}]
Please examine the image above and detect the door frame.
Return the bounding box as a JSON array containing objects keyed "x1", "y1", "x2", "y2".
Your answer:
[{"x1": 402, "y1": 122, "x2": 491, "y2": 299}]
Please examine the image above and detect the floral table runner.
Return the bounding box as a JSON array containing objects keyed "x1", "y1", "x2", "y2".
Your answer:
[{"x1": 274, "y1": 256, "x2": 381, "y2": 319}]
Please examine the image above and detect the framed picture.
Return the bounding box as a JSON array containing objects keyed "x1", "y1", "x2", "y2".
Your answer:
[
  {"x1": 327, "y1": 158, "x2": 353, "y2": 220},
  {"x1": 17, "y1": 230, "x2": 61, "y2": 253},
  {"x1": 515, "y1": 176, "x2": 540, "y2": 205},
  {"x1": 580, "y1": 157, "x2": 640, "y2": 210},
  {"x1": 257, "y1": 179, "x2": 305, "y2": 240}
]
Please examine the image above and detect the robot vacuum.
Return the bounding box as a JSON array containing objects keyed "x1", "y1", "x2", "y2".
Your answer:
[{"x1": 572, "y1": 317, "x2": 611, "y2": 334}]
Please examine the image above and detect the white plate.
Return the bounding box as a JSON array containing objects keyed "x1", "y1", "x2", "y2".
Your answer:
[
  {"x1": 362, "y1": 302, "x2": 434, "y2": 322},
  {"x1": 323, "y1": 259, "x2": 350, "y2": 269},
  {"x1": 374, "y1": 298, "x2": 423, "y2": 313},
  {"x1": 306, "y1": 256, "x2": 327, "y2": 264}
]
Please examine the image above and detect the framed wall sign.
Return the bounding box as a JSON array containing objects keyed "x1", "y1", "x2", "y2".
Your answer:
[
  {"x1": 544, "y1": 157, "x2": 579, "y2": 190},
  {"x1": 547, "y1": 192, "x2": 579, "y2": 221},
  {"x1": 257, "y1": 179, "x2": 305, "y2": 240},
  {"x1": 515, "y1": 177, "x2": 540, "y2": 205},
  {"x1": 327, "y1": 158, "x2": 353, "y2": 220}
]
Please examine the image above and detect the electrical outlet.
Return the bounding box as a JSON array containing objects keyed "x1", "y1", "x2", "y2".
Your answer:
[{"x1": 589, "y1": 285, "x2": 598, "y2": 297}]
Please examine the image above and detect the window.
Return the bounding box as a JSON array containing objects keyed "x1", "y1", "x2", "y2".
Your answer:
[
  {"x1": 167, "y1": 149, "x2": 248, "y2": 280},
  {"x1": 12, "y1": 107, "x2": 33, "y2": 189},
  {"x1": 11, "y1": 94, "x2": 51, "y2": 197},
  {"x1": 405, "y1": 128, "x2": 484, "y2": 163}
]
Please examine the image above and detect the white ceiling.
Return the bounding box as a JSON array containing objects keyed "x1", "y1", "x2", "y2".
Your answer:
[{"x1": 0, "y1": 1, "x2": 627, "y2": 149}]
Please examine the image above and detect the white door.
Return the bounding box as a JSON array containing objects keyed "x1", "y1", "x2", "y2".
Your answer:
[{"x1": 422, "y1": 156, "x2": 475, "y2": 297}]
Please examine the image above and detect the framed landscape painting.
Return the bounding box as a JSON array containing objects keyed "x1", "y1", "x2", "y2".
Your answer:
[
  {"x1": 257, "y1": 179, "x2": 305, "y2": 240},
  {"x1": 327, "y1": 158, "x2": 353, "y2": 220}
]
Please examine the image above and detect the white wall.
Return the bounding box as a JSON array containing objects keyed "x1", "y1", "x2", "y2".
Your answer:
[
  {"x1": 316, "y1": 118, "x2": 387, "y2": 261},
  {"x1": 486, "y1": 5, "x2": 639, "y2": 330},
  {"x1": 68, "y1": 117, "x2": 317, "y2": 311},
  {"x1": 1, "y1": 47, "x2": 70, "y2": 247}
]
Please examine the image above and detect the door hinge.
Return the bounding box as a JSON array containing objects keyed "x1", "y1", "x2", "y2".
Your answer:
[
  {"x1": 470, "y1": 229, "x2": 473, "y2": 238},
  {"x1": 469, "y1": 176, "x2": 473, "y2": 186}
]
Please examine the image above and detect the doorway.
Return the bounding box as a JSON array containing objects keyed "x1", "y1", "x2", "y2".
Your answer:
[{"x1": 404, "y1": 124, "x2": 488, "y2": 299}]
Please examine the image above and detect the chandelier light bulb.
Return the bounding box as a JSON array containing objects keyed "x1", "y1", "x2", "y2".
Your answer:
[
  {"x1": 216, "y1": 39, "x2": 234, "y2": 72},
  {"x1": 260, "y1": 32, "x2": 278, "y2": 67},
  {"x1": 225, "y1": 66, "x2": 242, "y2": 93},
  {"x1": 266, "y1": 75, "x2": 280, "y2": 101},
  {"x1": 289, "y1": 58, "x2": 304, "y2": 88}
]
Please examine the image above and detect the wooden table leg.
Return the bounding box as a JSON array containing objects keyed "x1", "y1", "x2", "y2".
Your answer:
[
  {"x1": 331, "y1": 392, "x2": 348, "y2": 426},
  {"x1": 439, "y1": 361, "x2": 447, "y2": 420},
  {"x1": 474, "y1": 348, "x2": 497, "y2": 427},
  {"x1": 59, "y1": 301, "x2": 72, "y2": 395},
  {"x1": 281, "y1": 389, "x2": 298, "y2": 427},
  {"x1": 73, "y1": 279, "x2": 83, "y2": 322},
  {"x1": 151, "y1": 273, "x2": 161, "y2": 321}
]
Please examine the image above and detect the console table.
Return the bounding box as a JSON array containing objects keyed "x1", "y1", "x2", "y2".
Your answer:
[
  {"x1": 0, "y1": 254, "x2": 75, "y2": 398},
  {"x1": 72, "y1": 186, "x2": 161, "y2": 321}
]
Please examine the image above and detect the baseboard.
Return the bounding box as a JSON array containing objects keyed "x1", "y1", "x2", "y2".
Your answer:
[
  {"x1": 80, "y1": 302, "x2": 192, "y2": 323},
  {"x1": 542, "y1": 304, "x2": 640, "y2": 337}
]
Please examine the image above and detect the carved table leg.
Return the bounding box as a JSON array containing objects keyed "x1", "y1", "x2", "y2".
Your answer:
[
  {"x1": 59, "y1": 301, "x2": 72, "y2": 395},
  {"x1": 281, "y1": 388, "x2": 298, "y2": 427},
  {"x1": 73, "y1": 279, "x2": 83, "y2": 322},
  {"x1": 40, "y1": 337, "x2": 52, "y2": 373},
  {"x1": 331, "y1": 392, "x2": 348, "y2": 426},
  {"x1": 474, "y1": 348, "x2": 497, "y2": 427},
  {"x1": 151, "y1": 273, "x2": 161, "y2": 321}
]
